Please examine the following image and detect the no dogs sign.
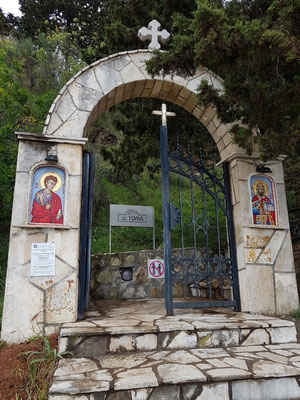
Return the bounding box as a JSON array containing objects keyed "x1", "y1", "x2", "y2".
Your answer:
[{"x1": 148, "y1": 259, "x2": 165, "y2": 279}]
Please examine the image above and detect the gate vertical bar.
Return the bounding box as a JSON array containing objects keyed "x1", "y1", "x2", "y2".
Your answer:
[
  {"x1": 223, "y1": 162, "x2": 241, "y2": 311},
  {"x1": 84, "y1": 153, "x2": 94, "y2": 310},
  {"x1": 78, "y1": 151, "x2": 90, "y2": 319},
  {"x1": 160, "y1": 125, "x2": 173, "y2": 315}
]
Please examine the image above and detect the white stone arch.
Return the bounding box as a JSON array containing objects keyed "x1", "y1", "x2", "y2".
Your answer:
[{"x1": 43, "y1": 50, "x2": 237, "y2": 160}]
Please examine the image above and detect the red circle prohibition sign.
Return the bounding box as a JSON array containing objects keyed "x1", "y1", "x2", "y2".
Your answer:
[{"x1": 149, "y1": 260, "x2": 164, "y2": 277}]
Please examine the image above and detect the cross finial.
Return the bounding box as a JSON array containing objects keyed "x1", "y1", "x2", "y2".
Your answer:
[
  {"x1": 152, "y1": 103, "x2": 176, "y2": 127},
  {"x1": 138, "y1": 20, "x2": 170, "y2": 50}
]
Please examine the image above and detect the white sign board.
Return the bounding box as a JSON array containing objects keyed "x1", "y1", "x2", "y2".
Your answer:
[
  {"x1": 148, "y1": 259, "x2": 165, "y2": 279},
  {"x1": 109, "y1": 204, "x2": 155, "y2": 252},
  {"x1": 110, "y1": 204, "x2": 154, "y2": 227},
  {"x1": 31, "y1": 243, "x2": 55, "y2": 277}
]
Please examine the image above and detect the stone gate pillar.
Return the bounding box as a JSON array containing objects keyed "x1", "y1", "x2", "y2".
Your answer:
[
  {"x1": 229, "y1": 153, "x2": 299, "y2": 314},
  {"x1": 1, "y1": 132, "x2": 86, "y2": 343}
]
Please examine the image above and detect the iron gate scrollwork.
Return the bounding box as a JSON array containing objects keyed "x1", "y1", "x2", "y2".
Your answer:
[{"x1": 160, "y1": 125, "x2": 240, "y2": 315}]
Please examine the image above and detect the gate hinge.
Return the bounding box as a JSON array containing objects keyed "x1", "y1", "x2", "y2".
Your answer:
[{"x1": 169, "y1": 203, "x2": 181, "y2": 230}]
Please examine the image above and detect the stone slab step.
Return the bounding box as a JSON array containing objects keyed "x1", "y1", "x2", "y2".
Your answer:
[
  {"x1": 49, "y1": 343, "x2": 300, "y2": 400},
  {"x1": 59, "y1": 308, "x2": 297, "y2": 356}
]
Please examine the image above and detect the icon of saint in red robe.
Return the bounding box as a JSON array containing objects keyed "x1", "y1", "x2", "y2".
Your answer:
[
  {"x1": 252, "y1": 179, "x2": 276, "y2": 225},
  {"x1": 31, "y1": 175, "x2": 63, "y2": 224}
]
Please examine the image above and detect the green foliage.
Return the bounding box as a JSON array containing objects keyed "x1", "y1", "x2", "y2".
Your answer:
[
  {"x1": 6, "y1": 1, "x2": 300, "y2": 165},
  {"x1": 90, "y1": 101, "x2": 226, "y2": 255},
  {"x1": 17, "y1": 0, "x2": 197, "y2": 64},
  {"x1": 91, "y1": 171, "x2": 152, "y2": 254},
  {"x1": 98, "y1": 98, "x2": 216, "y2": 182},
  {"x1": 91, "y1": 164, "x2": 227, "y2": 254},
  {"x1": 0, "y1": 37, "x2": 25, "y2": 291},
  {"x1": 0, "y1": 8, "x2": 19, "y2": 35},
  {"x1": 284, "y1": 141, "x2": 300, "y2": 212},
  {"x1": 0, "y1": 33, "x2": 83, "y2": 315},
  {"x1": 18, "y1": 0, "x2": 101, "y2": 38},
  {"x1": 290, "y1": 307, "x2": 300, "y2": 319},
  {"x1": 13, "y1": 335, "x2": 70, "y2": 399},
  {"x1": 146, "y1": 0, "x2": 300, "y2": 161}
]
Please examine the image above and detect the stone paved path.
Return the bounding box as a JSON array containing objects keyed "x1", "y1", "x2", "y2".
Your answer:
[
  {"x1": 59, "y1": 298, "x2": 297, "y2": 351},
  {"x1": 49, "y1": 299, "x2": 300, "y2": 400},
  {"x1": 50, "y1": 343, "x2": 300, "y2": 394}
]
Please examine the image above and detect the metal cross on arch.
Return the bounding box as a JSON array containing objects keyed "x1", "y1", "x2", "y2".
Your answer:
[{"x1": 152, "y1": 103, "x2": 176, "y2": 127}]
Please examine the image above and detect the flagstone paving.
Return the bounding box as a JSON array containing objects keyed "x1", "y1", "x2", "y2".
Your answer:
[
  {"x1": 49, "y1": 299, "x2": 300, "y2": 399},
  {"x1": 49, "y1": 343, "x2": 300, "y2": 398},
  {"x1": 59, "y1": 298, "x2": 297, "y2": 356}
]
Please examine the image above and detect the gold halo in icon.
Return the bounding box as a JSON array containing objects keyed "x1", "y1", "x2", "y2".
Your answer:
[
  {"x1": 40, "y1": 172, "x2": 62, "y2": 192},
  {"x1": 252, "y1": 179, "x2": 269, "y2": 196}
]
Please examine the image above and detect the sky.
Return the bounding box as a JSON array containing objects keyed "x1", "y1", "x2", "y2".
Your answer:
[{"x1": 0, "y1": 0, "x2": 22, "y2": 16}]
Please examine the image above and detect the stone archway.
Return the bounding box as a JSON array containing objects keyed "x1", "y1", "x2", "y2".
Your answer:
[
  {"x1": 43, "y1": 50, "x2": 235, "y2": 160},
  {"x1": 1, "y1": 50, "x2": 298, "y2": 343}
]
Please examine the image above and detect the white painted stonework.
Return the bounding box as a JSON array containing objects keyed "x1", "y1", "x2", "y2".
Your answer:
[
  {"x1": 1, "y1": 135, "x2": 86, "y2": 343},
  {"x1": 1, "y1": 50, "x2": 298, "y2": 343}
]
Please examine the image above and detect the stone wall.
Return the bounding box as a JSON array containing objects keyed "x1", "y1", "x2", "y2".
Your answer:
[{"x1": 90, "y1": 248, "x2": 232, "y2": 301}]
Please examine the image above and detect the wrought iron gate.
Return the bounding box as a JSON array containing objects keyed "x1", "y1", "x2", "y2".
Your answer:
[
  {"x1": 78, "y1": 151, "x2": 94, "y2": 319},
  {"x1": 160, "y1": 125, "x2": 240, "y2": 315}
]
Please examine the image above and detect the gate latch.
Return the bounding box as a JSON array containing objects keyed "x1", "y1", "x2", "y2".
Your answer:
[{"x1": 169, "y1": 203, "x2": 181, "y2": 230}]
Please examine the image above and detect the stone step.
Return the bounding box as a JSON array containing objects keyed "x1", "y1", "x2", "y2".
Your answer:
[
  {"x1": 49, "y1": 342, "x2": 300, "y2": 400},
  {"x1": 58, "y1": 299, "x2": 297, "y2": 357}
]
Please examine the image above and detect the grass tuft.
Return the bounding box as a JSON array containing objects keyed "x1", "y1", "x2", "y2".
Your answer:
[
  {"x1": 290, "y1": 307, "x2": 300, "y2": 319},
  {"x1": 13, "y1": 334, "x2": 71, "y2": 400}
]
